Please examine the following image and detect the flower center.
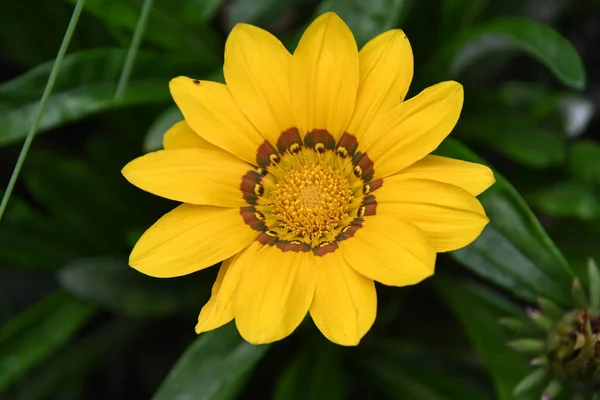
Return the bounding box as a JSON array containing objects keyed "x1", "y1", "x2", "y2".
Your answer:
[
  {"x1": 270, "y1": 164, "x2": 353, "y2": 241},
  {"x1": 239, "y1": 128, "x2": 380, "y2": 256}
]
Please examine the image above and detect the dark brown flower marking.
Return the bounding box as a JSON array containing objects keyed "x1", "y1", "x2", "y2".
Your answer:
[
  {"x1": 240, "y1": 206, "x2": 267, "y2": 231},
  {"x1": 256, "y1": 230, "x2": 279, "y2": 246},
  {"x1": 240, "y1": 170, "x2": 263, "y2": 204},
  {"x1": 277, "y1": 128, "x2": 303, "y2": 154},
  {"x1": 312, "y1": 241, "x2": 339, "y2": 256},
  {"x1": 336, "y1": 132, "x2": 359, "y2": 158},
  {"x1": 352, "y1": 152, "x2": 374, "y2": 183},
  {"x1": 276, "y1": 240, "x2": 311, "y2": 253},
  {"x1": 304, "y1": 129, "x2": 336, "y2": 152},
  {"x1": 361, "y1": 194, "x2": 377, "y2": 216},
  {"x1": 256, "y1": 141, "x2": 280, "y2": 169},
  {"x1": 335, "y1": 221, "x2": 363, "y2": 243},
  {"x1": 366, "y1": 178, "x2": 383, "y2": 194}
]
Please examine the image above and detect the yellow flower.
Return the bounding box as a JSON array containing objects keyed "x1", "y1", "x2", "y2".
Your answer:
[{"x1": 122, "y1": 12, "x2": 495, "y2": 346}]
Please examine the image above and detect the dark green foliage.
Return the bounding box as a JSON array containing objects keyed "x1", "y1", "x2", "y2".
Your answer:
[{"x1": 0, "y1": 0, "x2": 596, "y2": 398}]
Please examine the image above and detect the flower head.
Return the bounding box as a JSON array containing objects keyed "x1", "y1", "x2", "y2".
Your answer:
[{"x1": 122, "y1": 12, "x2": 495, "y2": 346}]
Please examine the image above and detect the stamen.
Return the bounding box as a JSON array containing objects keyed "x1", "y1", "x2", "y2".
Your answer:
[
  {"x1": 270, "y1": 163, "x2": 353, "y2": 244},
  {"x1": 242, "y1": 130, "x2": 377, "y2": 253}
]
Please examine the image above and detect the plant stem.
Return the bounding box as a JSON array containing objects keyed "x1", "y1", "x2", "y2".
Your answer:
[
  {"x1": 0, "y1": 0, "x2": 86, "y2": 223},
  {"x1": 114, "y1": 0, "x2": 154, "y2": 101}
]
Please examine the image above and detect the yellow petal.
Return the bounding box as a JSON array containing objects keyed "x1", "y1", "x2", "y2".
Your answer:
[
  {"x1": 163, "y1": 120, "x2": 221, "y2": 151},
  {"x1": 361, "y1": 81, "x2": 464, "y2": 179},
  {"x1": 339, "y1": 215, "x2": 435, "y2": 287},
  {"x1": 122, "y1": 148, "x2": 249, "y2": 207},
  {"x1": 399, "y1": 155, "x2": 495, "y2": 196},
  {"x1": 347, "y1": 29, "x2": 413, "y2": 138},
  {"x1": 234, "y1": 243, "x2": 315, "y2": 344},
  {"x1": 196, "y1": 255, "x2": 243, "y2": 333},
  {"x1": 310, "y1": 251, "x2": 376, "y2": 346},
  {"x1": 130, "y1": 204, "x2": 257, "y2": 278},
  {"x1": 375, "y1": 178, "x2": 489, "y2": 252},
  {"x1": 224, "y1": 23, "x2": 294, "y2": 145},
  {"x1": 170, "y1": 77, "x2": 264, "y2": 165},
  {"x1": 291, "y1": 12, "x2": 359, "y2": 139}
]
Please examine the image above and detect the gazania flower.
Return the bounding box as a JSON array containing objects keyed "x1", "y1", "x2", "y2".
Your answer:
[{"x1": 122, "y1": 12, "x2": 495, "y2": 346}]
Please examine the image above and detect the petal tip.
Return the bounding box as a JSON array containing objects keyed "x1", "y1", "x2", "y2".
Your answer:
[
  {"x1": 128, "y1": 251, "x2": 144, "y2": 272},
  {"x1": 311, "y1": 11, "x2": 349, "y2": 32},
  {"x1": 230, "y1": 22, "x2": 256, "y2": 34},
  {"x1": 120, "y1": 160, "x2": 137, "y2": 183},
  {"x1": 471, "y1": 164, "x2": 496, "y2": 196},
  {"x1": 169, "y1": 76, "x2": 201, "y2": 95},
  {"x1": 451, "y1": 80, "x2": 464, "y2": 94},
  {"x1": 194, "y1": 321, "x2": 206, "y2": 334},
  {"x1": 235, "y1": 321, "x2": 276, "y2": 345},
  {"x1": 169, "y1": 76, "x2": 187, "y2": 88},
  {"x1": 319, "y1": 11, "x2": 340, "y2": 20},
  {"x1": 387, "y1": 28, "x2": 406, "y2": 38}
]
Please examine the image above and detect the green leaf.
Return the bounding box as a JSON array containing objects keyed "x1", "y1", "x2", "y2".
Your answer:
[
  {"x1": 63, "y1": 0, "x2": 223, "y2": 57},
  {"x1": 588, "y1": 258, "x2": 600, "y2": 312},
  {"x1": 0, "y1": 49, "x2": 175, "y2": 147},
  {"x1": 441, "y1": 0, "x2": 488, "y2": 35},
  {"x1": 152, "y1": 323, "x2": 268, "y2": 400},
  {"x1": 536, "y1": 298, "x2": 562, "y2": 320},
  {"x1": 437, "y1": 138, "x2": 574, "y2": 304},
  {"x1": 464, "y1": 82, "x2": 594, "y2": 140},
  {"x1": 6, "y1": 319, "x2": 138, "y2": 400},
  {"x1": 181, "y1": 0, "x2": 225, "y2": 21},
  {"x1": 228, "y1": 0, "x2": 304, "y2": 29},
  {"x1": 458, "y1": 115, "x2": 565, "y2": 168},
  {"x1": 513, "y1": 368, "x2": 548, "y2": 396},
  {"x1": 506, "y1": 339, "x2": 545, "y2": 354},
  {"x1": 541, "y1": 380, "x2": 562, "y2": 400},
  {"x1": 21, "y1": 151, "x2": 142, "y2": 253},
  {"x1": 549, "y1": 220, "x2": 600, "y2": 282},
  {"x1": 557, "y1": 95, "x2": 595, "y2": 138},
  {"x1": 571, "y1": 278, "x2": 587, "y2": 308},
  {"x1": 436, "y1": 279, "x2": 535, "y2": 400},
  {"x1": 143, "y1": 106, "x2": 183, "y2": 152},
  {"x1": 497, "y1": 83, "x2": 592, "y2": 136},
  {"x1": 318, "y1": 0, "x2": 413, "y2": 47},
  {"x1": 528, "y1": 181, "x2": 600, "y2": 221},
  {"x1": 273, "y1": 342, "x2": 345, "y2": 400},
  {"x1": 58, "y1": 257, "x2": 212, "y2": 317},
  {"x1": 568, "y1": 140, "x2": 600, "y2": 187},
  {"x1": 0, "y1": 196, "x2": 78, "y2": 270},
  {"x1": 0, "y1": 290, "x2": 94, "y2": 391},
  {"x1": 363, "y1": 341, "x2": 488, "y2": 400},
  {"x1": 429, "y1": 17, "x2": 586, "y2": 89}
]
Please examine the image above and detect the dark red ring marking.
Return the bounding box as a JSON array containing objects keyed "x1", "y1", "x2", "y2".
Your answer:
[
  {"x1": 335, "y1": 221, "x2": 363, "y2": 243},
  {"x1": 312, "y1": 241, "x2": 339, "y2": 256},
  {"x1": 361, "y1": 194, "x2": 377, "y2": 216},
  {"x1": 240, "y1": 170, "x2": 263, "y2": 204},
  {"x1": 256, "y1": 230, "x2": 278, "y2": 246},
  {"x1": 256, "y1": 141, "x2": 280, "y2": 169},
  {"x1": 304, "y1": 129, "x2": 336, "y2": 152},
  {"x1": 336, "y1": 132, "x2": 359, "y2": 158},
  {"x1": 365, "y1": 178, "x2": 383, "y2": 194},
  {"x1": 352, "y1": 152, "x2": 375, "y2": 183},
  {"x1": 276, "y1": 128, "x2": 303, "y2": 154},
  {"x1": 240, "y1": 206, "x2": 267, "y2": 232},
  {"x1": 276, "y1": 240, "x2": 311, "y2": 253}
]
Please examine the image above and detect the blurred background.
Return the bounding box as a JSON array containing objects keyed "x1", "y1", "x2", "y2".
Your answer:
[{"x1": 0, "y1": 0, "x2": 599, "y2": 399}]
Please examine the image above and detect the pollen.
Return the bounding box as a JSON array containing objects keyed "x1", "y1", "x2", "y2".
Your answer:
[{"x1": 270, "y1": 163, "x2": 353, "y2": 243}]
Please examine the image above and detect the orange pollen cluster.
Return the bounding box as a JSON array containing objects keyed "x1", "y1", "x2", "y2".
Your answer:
[{"x1": 269, "y1": 164, "x2": 353, "y2": 240}]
